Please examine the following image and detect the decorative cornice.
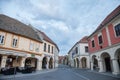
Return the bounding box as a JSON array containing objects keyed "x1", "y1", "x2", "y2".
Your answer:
[{"x1": 0, "y1": 46, "x2": 42, "y2": 56}]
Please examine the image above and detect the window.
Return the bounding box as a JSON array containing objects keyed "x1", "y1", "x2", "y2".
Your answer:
[
  {"x1": 92, "y1": 40, "x2": 95, "y2": 47},
  {"x1": 44, "y1": 43, "x2": 46, "y2": 51},
  {"x1": 98, "y1": 35, "x2": 103, "y2": 44},
  {"x1": 30, "y1": 43, "x2": 34, "y2": 50},
  {"x1": 35, "y1": 44, "x2": 39, "y2": 52},
  {"x1": 12, "y1": 38, "x2": 18, "y2": 47},
  {"x1": 75, "y1": 47, "x2": 78, "y2": 54},
  {"x1": 48, "y1": 45, "x2": 50, "y2": 53},
  {"x1": 52, "y1": 46, "x2": 53, "y2": 53},
  {"x1": 0, "y1": 35, "x2": 5, "y2": 44},
  {"x1": 115, "y1": 24, "x2": 120, "y2": 37},
  {"x1": 85, "y1": 46, "x2": 88, "y2": 52}
]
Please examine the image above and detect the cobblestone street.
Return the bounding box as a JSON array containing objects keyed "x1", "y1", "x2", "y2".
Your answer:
[{"x1": 1, "y1": 65, "x2": 120, "y2": 80}]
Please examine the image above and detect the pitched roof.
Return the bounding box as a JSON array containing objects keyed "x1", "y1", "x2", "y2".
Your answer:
[
  {"x1": 88, "y1": 5, "x2": 120, "y2": 38},
  {"x1": 78, "y1": 36, "x2": 88, "y2": 43},
  {"x1": 68, "y1": 36, "x2": 88, "y2": 54},
  {"x1": 40, "y1": 31, "x2": 55, "y2": 44},
  {"x1": 36, "y1": 30, "x2": 60, "y2": 52},
  {"x1": 0, "y1": 14, "x2": 42, "y2": 42}
]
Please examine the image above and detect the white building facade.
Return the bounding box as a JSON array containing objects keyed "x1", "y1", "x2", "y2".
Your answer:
[{"x1": 68, "y1": 36, "x2": 90, "y2": 69}]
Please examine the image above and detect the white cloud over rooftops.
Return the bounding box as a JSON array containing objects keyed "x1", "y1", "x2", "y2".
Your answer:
[{"x1": 0, "y1": 0, "x2": 120, "y2": 55}]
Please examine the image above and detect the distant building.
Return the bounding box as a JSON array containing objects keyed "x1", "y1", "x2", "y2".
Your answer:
[
  {"x1": 58, "y1": 56, "x2": 64, "y2": 64},
  {"x1": 58, "y1": 55, "x2": 68, "y2": 65},
  {"x1": 0, "y1": 14, "x2": 59, "y2": 73},
  {"x1": 88, "y1": 5, "x2": 120, "y2": 75},
  {"x1": 63, "y1": 55, "x2": 69, "y2": 65},
  {"x1": 68, "y1": 36, "x2": 90, "y2": 69},
  {"x1": 35, "y1": 30, "x2": 59, "y2": 69}
]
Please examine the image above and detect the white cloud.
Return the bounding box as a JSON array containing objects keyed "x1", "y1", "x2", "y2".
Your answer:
[
  {"x1": 0, "y1": 0, "x2": 120, "y2": 55},
  {"x1": 48, "y1": 20, "x2": 69, "y2": 32}
]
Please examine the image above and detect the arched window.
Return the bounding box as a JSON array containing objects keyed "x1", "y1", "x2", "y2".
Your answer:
[{"x1": 115, "y1": 23, "x2": 120, "y2": 37}]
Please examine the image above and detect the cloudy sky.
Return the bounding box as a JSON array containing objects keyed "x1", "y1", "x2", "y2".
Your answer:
[{"x1": 0, "y1": 0, "x2": 120, "y2": 55}]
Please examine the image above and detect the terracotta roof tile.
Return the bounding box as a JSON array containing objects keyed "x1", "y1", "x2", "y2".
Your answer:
[
  {"x1": 0, "y1": 14, "x2": 42, "y2": 42},
  {"x1": 0, "y1": 14, "x2": 59, "y2": 51},
  {"x1": 68, "y1": 36, "x2": 88, "y2": 54},
  {"x1": 89, "y1": 5, "x2": 120, "y2": 38},
  {"x1": 36, "y1": 30, "x2": 59, "y2": 51},
  {"x1": 78, "y1": 36, "x2": 88, "y2": 43}
]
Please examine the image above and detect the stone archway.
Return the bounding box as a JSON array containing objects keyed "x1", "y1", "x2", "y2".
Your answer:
[
  {"x1": 76, "y1": 58, "x2": 79, "y2": 68},
  {"x1": 25, "y1": 57, "x2": 38, "y2": 70},
  {"x1": 81, "y1": 57, "x2": 87, "y2": 68},
  {"x1": 6, "y1": 55, "x2": 21, "y2": 67},
  {"x1": 92, "y1": 55, "x2": 98, "y2": 70},
  {"x1": 49, "y1": 57, "x2": 53, "y2": 69},
  {"x1": 114, "y1": 48, "x2": 120, "y2": 73},
  {"x1": 74, "y1": 59, "x2": 76, "y2": 68},
  {"x1": 101, "y1": 53, "x2": 111, "y2": 72},
  {"x1": 42, "y1": 57, "x2": 47, "y2": 69}
]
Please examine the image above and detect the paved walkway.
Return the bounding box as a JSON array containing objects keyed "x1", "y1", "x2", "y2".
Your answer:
[
  {"x1": 0, "y1": 69, "x2": 57, "y2": 80},
  {"x1": 1, "y1": 68, "x2": 120, "y2": 80},
  {"x1": 87, "y1": 70, "x2": 120, "y2": 79}
]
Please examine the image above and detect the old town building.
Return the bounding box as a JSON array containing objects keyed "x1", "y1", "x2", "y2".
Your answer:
[
  {"x1": 68, "y1": 36, "x2": 90, "y2": 69},
  {"x1": 88, "y1": 5, "x2": 120, "y2": 75},
  {"x1": 58, "y1": 56, "x2": 65, "y2": 64},
  {"x1": 0, "y1": 14, "x2": 59, "y2": 74},
  {"x1": 35, "y1": 30, "x2": 59, "y2": 69}
]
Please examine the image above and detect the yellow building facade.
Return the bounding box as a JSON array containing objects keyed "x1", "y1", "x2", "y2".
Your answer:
[{"x1": 0, "y1": 14, "x2": 59, "y2": 74}]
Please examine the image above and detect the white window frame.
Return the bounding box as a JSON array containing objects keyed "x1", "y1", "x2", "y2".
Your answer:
[
  {"x1": 51, "y1": 46, "x2": 54, "y2": 53},
  {"x1": 35, "y1": 44, "x2": 40, "y2": 52},
  {"x1": 91, "y1": 39, "x2": 95, "y2": 48},
  {"x1": 85, "y1": 46, "x2": 88, "y2": 53},
  {"x1": 0, "y1": 35, "x2": 5, "y2": 45},
  {"x1": 114, "y1": 23, "x2": 120, "y2": 37},
  {"x1": 44, "y1": 43, "x2": 47, "y2": 52},
  {"x1": 112, "y1": 20, "x2": 120, "y2": 38},
  {"x1": 12, "y1": 38, "x2": 18, "y2": 47},
  {"x1": 48, "y1": 45, "x2": 50, "y2": 53},
  {"x1": 30, "y1": 42, "x2": 34, "y2": 51},
  {"x1": 98, "y1": 35, "x2": 103, "y2": 45}
]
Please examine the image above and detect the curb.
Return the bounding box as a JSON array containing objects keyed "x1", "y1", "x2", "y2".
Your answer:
[{"x1": 0, "y1": 69, "x2": 57, "y2": 79}]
